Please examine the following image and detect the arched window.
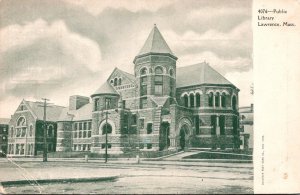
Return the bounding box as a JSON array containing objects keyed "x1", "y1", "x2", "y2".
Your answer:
[
  {"x1": 232, "y1": 96, "x2": 237, "y2": 111},
  {"x1": 190, "y1": 94, "x2": 195, "y2": 108},
  {"x1": 154, "y1": 67, "x2": 163, "y2": 95},
  {"x1": 17, "y1": 117, "x2": 26, "y2": 126},
  {"x1": 102, "y1": 123, "x2": 112, "y2": 135},
  {"x1": 140, "y1": 67, "x2": 147, "y2": 75},
  {"x1": 196, "y1": 93, "x2": 201, "y2": 107},
  {"x1": 215, "y1": 92, "x2": 220, "y2": 107},
  {"x1": 169, "y1": 69, "x2": 174, "y2": 77},
  {"x1": 110, "y1": 80, "x2": 113, "y2": 84},
  {"x1": 221, "y1": 93, "x2": 226, "y2": 108},
  {"x1": 183, "y1": 94, "x2": 188, "y2": 107},
  {"x1": 114, "y1": 78, "x2": 118, "y2": 86},
  {"x1": 208, "y1": 92, "x2": 214, "y2": 107},
  {"x1": 155, "y1": 67, "x2": 163, "y2": 74},
  {"x1": 118, "y1": 78, "x2": 122, "y2": 85}
]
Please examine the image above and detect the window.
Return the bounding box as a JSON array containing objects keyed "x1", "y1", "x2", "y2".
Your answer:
[
  {"x1": 102, "y1": 123, "x2": 112, "y2": 134},
  {"x1": 154, "y1": 85, "x2": 163, "y2": 95},
  {"x1": 83, "y1": 131, "x2": 87, "y2": 138},
  {"x1": 78, "y1": 144, "x2": 82, "y2": 151},
  {"x1": 183, "y1": 94, "x2": 188, "y2": 107},
  {"x1": 147, "y1": 143, "x2": 152, "y2": 149},
  {"x1": 147, "y1": 123, "x2": 153, "y2": 134},
  {"x1": 190, "y1": 94, "x2": 195, "y2": 108},
  {"x1": 221, "y1": 93, "x2": 226, "y2": 108},
  {"x1": 21, "y1": 127, "x2": 26, "y2": 137},
  {"x1": 29, "y1": 125, "x2": 33, "y2": 137},
  {"x1": 140, "y1": 67, "x2": 147, "y2": 75},
  {"x1": 170, "y1": 79, "x2": 175, "y2": 97},
  {"x1": 220, "y1": 115, "x2": 225, "y2": 135},
  {"x1": 169, "y1": 69, "x2": 174, "y2": 76},
  {"x1": 118, "y1": 78, "x2": 122, "y2": 85},
  {"x1": 83, "y1": 144, "x2": 86, "y2": 151},
  {"x1": 110, "y1": 80, "x2": 114, "y2": 84},
  {"x1": 208, "y1": 92, "x2": 214, "y2": 107},
  {"x1": 88, "y1": 122, "x2": 92, "y2": 130},
  {"x1": 74, "y1": 131, "x2": 77, "y2": 138},
  {"x1": 105, "y1": 98, "x2": 111, "y2": 109},
  {"x1": 141, "y1": 85, "x2": 147, "y2": 96},
  {"x1": 79, "y1": 123, "x2": 82, "y2": 130},
  {"x1": 232, "y1": 96, "x2": 237, "y2": 111},
  {"x1": 122, "y1": 100, "x2": 126, "y2": 109},
  {"x1": 132, "y1": 114, "x2": 137, "y2": 125},
  {"x1": 114, "y1": 78, "x2": 118, "y2": 86},
  {"x1": 215, "y1": 92, "x2": 220, "y2": 107},
  {"x1": 87, "y1": 144, "x2": 91, "y2": 151},
  {"x1": 17, "y1": 117, "x2": 26, "y2": 126},
  {"x1": 154, "y1": 75, "x2": 163, "y2": 82},
  {"x1": 101, "y1": 144, "x2": 105, "y2": 149},
  {"x1": 94, "y1": 98, "x2": 99, "y2": 111},
  {"x1": 88, "y1": 131, "x2": 91, "y2": 137},
  {"x1": 211, "y1": 115, "x2": 217, "y2": 135},
  {"x1": 139, "y1": 118, "x2": 145, "y2": 129},
  {"x1": 79, "y1": 131, "x2": 82, "y2": 138},
  {"x1": 196, "y1": 93, "x2": 201, "y2": 107},
  {"x1": 140, "y1": 97, "x2": 147, "y2": 109},
  {"x1": 74, "y1": 123, "x2": 78, "y2": 130},
  {"x1": 195, "y1": 116, "x2": 200, "y2": 135},
  {"x1": 155, "y1": 67, "x2": 163, "y2": 74},
  {"x1": 74, "y1": 145, "x2": 77, "y2": 151},
  {"x1": 155, "y1": 67, "x2": 163, "y2": 96}
]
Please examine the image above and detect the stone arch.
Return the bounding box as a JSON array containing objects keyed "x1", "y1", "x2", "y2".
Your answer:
[
  {"x1": 98, "y1": 119, "x2": 116, "y2": 135},
  {"x1": 178, "y1": 117, "x2": 193, "y2": 150},
  {"x1": 154, "y1": 65, "x2": 165, "y2": 74},
  {"x1": 139, "y1": 66, "x2": 148, "y2": 75},
  {"x1": 16, "y1": 116, "x2": 26, "y2": 127}
]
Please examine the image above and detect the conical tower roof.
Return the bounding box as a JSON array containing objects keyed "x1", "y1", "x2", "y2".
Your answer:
[
  {"x1": 135, "y1": 25, "x2": 177, "y2": 61},
  {"x1": 91, "y1": 82, "x2": 118, "y2": 97}
]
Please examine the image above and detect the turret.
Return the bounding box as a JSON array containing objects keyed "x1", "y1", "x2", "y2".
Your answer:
[{"x1": 133, "y1": 25, "x2": 177, "y2": 108}]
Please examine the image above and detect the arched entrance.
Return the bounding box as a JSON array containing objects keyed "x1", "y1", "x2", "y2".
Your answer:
[{"x1": 179, "y1": 124, "x2": 190, "y2": 150}]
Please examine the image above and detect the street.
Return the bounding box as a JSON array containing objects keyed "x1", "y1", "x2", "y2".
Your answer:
[{"x1": 0, "y1": 159, "x2": 253, "y2": 194}]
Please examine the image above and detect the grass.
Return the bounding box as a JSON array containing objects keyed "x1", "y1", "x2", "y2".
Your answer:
[{"x1": 183, "y1": 151, "x2": 252, "y2": 160}]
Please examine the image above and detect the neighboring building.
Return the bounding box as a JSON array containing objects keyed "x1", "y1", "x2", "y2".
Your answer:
[
  {"x1": 57, "y1": 25, "x2": 241, "y2": 154},
  {"x1": 239, "y1": 104, "x2": 254, "y2": 150},
  {"x1": 0, "y1": 118, "x2": 10, "y2": 157},
  {"x1": 7, "y1": 100, "x2": 65, "y2": 156}
]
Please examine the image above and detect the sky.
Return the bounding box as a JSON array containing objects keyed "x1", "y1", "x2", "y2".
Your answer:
[{"x1": 0, "y1": 0, "x2": 253, "y2": 118}]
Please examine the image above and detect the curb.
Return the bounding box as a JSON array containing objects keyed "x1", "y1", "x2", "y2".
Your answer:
[{"x1": 1, "y1": 176, "x2": 119, "y2": 187}]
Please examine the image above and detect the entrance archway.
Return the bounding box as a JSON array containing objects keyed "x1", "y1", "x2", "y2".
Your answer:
[{"x1": 179, "y1": 124, "x2": 189, "y2": 150}]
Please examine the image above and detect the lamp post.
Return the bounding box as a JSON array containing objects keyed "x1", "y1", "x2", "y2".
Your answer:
[{"x1": 105, "y1": 99, "x2": 108, "y2": 163}]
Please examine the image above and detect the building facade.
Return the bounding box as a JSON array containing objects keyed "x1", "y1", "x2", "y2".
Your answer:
[
  {"x1": 0, "y1": 118, "x2": 10, "y2": 157},
  {"x1": 57, "y1": 25, "x2": 240, "y2": 154},
  {"x1": 239, "y1": 104, "x2": 254, "y2": 150},
  {"x1": 7, "y1": 100, "x2": 64, "y2": 156}
]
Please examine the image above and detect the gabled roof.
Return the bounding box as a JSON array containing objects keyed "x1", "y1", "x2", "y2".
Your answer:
[
  {"x1": 0, "y1": 118, "x2": 10, "y2": 125},
  {"x1": 58, "y1": 103, "x2": 92, "y2": 122},
  {"x1": 23, "y1": 100, "x2": 65, "y2": 122},
  {"x1": 108, "y1": 67, "x2": 135, "y2": 83},
  {"x1": 91, "y1": 81, "x2": 118, "y2": 97},
  {"x1": 137, "y1": 25, "x2": 175, "y2": 57},
  {"x1": 176, "y1": 62, "x2": 236, "y2": 88}
]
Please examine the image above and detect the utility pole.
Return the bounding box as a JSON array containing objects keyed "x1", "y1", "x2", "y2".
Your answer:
[
  {"x1": 41, "y1": 98, "x2": 50, "y2": 162},
  {"x1": 105, "y1": 99, "x2": 108, "y2": 163}
]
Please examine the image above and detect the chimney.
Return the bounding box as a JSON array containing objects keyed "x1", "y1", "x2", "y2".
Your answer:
[{"x1": 69, "y1": 95, "x2": 90, "y2": 110}]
